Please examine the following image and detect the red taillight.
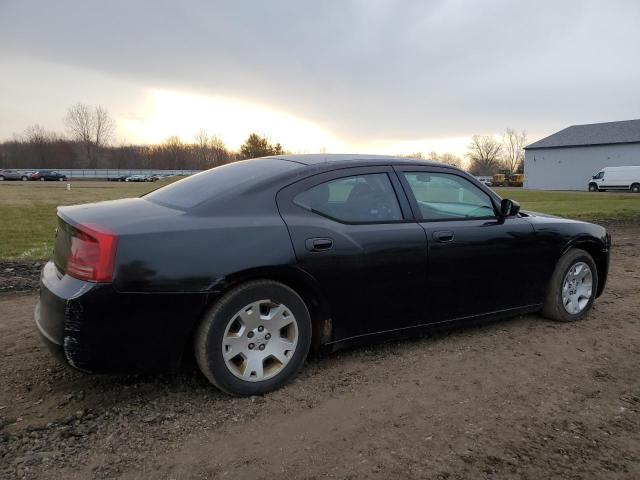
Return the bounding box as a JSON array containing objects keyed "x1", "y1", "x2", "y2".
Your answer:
[{"x1": 66, "y1": 224, "x2": 118, "y2": 282}]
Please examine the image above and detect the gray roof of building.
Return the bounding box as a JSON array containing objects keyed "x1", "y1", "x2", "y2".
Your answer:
[{"x1": 525, "y1": 119, "x2": 640, "y2": 150}]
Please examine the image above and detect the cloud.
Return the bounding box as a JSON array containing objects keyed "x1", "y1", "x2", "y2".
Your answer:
[{"x1": 1, "y1": 0, "x2": 639, "y2": 149}]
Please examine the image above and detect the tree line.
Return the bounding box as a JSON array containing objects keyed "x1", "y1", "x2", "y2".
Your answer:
[
  {"x1": 0, "y1": 102, "x2": 527, "y2": 174},
  {"x1": 407, "y1": 129, "x2": 527, "y2": 175},
  {"x1": 465, "y1": 129, "x2": 527, "y2": 175},
  {"x1": 0, "y1": 103, "x2": 288, "y2": 171}
]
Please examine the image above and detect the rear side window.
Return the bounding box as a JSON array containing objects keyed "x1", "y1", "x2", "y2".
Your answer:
[
  {"x1": 145, "y1": 159, "x2": 301, "y2": 209},
  {"x1": 294, "y1": 173, "x2": 402, "y2": 223},
  {"x1": 403, "y1": 172, "x2": 495, "y2": 220}
]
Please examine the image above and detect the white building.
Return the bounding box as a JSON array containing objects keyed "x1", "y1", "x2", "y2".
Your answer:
[{"x1": 524, "y1": 119, "x2": 640, "y2": 190}]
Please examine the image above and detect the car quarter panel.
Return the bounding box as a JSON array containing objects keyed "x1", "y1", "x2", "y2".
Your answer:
[
  {"x1": 37, "y1": 261, "x2": 211, "y2": 372},
  {"x1": 58, "y1": 196, "x2": 298, "y2": 293}
]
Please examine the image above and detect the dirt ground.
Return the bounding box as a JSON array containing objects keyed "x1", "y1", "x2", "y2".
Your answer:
[{"x1": 1, "y1": 224, "x2": 639, "y2": 480}]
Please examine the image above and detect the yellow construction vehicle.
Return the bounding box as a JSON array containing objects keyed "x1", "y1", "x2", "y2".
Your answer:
[
  {"x1": 492, "y1": 173, "x2": 507, "y2": 186},
  {"x1": 509, "y1": 173, "x2": 524, "y2": 187}
]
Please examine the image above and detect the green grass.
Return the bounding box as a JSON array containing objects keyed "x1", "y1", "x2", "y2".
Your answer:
[
  {"x1": 1, "y1": 181, "x2": 638, "y2": 261},
  {"x1": 0, "y1": 180, "x2": 175, "y2": 261},
  {"x1": 494, "y1": 188, "x2": 640, "y2": 221}
]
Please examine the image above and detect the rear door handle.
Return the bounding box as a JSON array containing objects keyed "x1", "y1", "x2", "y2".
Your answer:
[
  {"x1": 433, "y1": 230, "x2": 454, "y2": 243},
  {"x1": 305, "y1": 237, "x2": 334, "y2": 252}
]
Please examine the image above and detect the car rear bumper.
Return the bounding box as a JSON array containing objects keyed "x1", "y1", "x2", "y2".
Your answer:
[
  {"x1": 34, "y1": 301, "x2": 68, "y2": 365},
  {"x1": 36, "y1": 261, "x2": 211, "y2": 374}
]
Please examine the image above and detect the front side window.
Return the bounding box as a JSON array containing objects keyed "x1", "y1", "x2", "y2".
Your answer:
[
  {"x1": 593, "y1": 171, "x2": 604, "y2": 179},
  {"x1": 403, "y1": 172, "x2": 495, "y2": 220},
  {"x1": 294, "y1": 173, "x2": 402, "y2": 223}
]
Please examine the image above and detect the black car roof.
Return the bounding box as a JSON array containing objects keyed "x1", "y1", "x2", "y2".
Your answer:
[{"x1": 264, "y1": 153, "x2": 444, "y2": 168}]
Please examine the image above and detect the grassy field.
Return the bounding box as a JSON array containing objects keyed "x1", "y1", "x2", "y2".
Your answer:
[
  {"x1": 494, "y1": 188, "x2": 640, "y2": 220},
  {"x1": 0, "y1": 181, "x2": 170, "y2": 260},
  {"x1": 0, "y1": 181, "x2": 638, "y2": 261}
]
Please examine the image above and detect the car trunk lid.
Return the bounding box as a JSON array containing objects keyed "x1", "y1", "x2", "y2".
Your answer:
[{"x1": 53, "y1": 198, "x2": 183, "y2": 279}]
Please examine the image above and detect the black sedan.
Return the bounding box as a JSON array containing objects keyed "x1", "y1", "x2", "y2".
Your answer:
[
  {"x1": 31, "y1": 170, "x2": 67, "y2": 181},
  {"x1": 36, "y1": 155, "x2": 610, "y2": 396}
]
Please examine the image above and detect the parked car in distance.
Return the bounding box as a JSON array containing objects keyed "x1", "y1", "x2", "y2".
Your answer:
[
  {"x1": 36, "y1": 154, "x2": 610, "y2": 396},
  {"x1": 30, "y1": 170, "x2": 67, "y2": 181},
  {"x1": 588, "y1": 166, "x2": 640, "y2": 192},
  {"x1": 0, "y1": 169, "x2": 20, "y2": 181},
  {"x1": 0, "y1": 169, "x2": 32, "y2": 181},
  {"x1": 475, "y1": 176, "x2": 493, "y2": 187},
  {"x1": 109, "y1": 175, "x2": 129, "y2": 182},
  {"x1": 125, "y1": 174, "x2": 148, "y2": 182}
]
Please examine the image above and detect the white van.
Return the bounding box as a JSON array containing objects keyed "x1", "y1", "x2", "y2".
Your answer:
[{"x1": 588, "y1": 166, "x2": 640, "y2": 193}]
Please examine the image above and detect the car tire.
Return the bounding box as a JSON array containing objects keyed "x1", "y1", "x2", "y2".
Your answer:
[
  {"x1": 21, "y1": 176, "x2": 28, "y2": 181},
  {"x1": 631, "y1": 183, "x2": 640, "y2": 193},
  {"x1": 0, "y1": 176, "x2": 4, "y2": 181},
  {"x1": 588, "y1": 183, "x2": 597, "y2": 192},
  {"x1": 194, "y1": 280, "x2": 312, "y2": 396},
  {"x1": 541, "y1": 248, "x2": 598, "y2": 322},
  {"x1": 40, "y1": 177, "x2": 45, "y2": 181},
  {"x1": 59, "y1": 178, "x2": 64, "y2": 182}
]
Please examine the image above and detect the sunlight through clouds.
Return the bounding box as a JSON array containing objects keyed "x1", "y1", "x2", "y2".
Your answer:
[
  {"x1": 118, "y1": 89, "x2": 472, "y2": 156},
  {"x1": 119, "y1": 89, "x2": 345, "y2": 152}
]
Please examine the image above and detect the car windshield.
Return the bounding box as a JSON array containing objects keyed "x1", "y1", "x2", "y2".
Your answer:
[{"x1": 145, "y1": 158, "x2": 301, "y2": 209}]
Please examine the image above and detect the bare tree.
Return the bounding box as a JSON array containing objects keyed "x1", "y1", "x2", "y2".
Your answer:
[
  {"x1": 65, "y1": 103, "x2": 94, "y2": 163},
  {"x1": 194, "y1": 130, "x2": 229, "y2": 168},
  {"x1": 94, "y1": 105, "x2": 115, "y2": 149},
  {"x1": 439, "y1": 152, "x2": 464, "y2": 169},
  {"x1": 502, "y1": 128, "x2": 527, "y2": 173},
  {"x1": 194, "y1": 129, "x2": 210, "y2": 168},
  {"x1": 160, "y1": 135, "x2": 186, "y2": 169},
  {"x1": 466, "y1": 135, "x2": 502, "y2": 175},
  {"x1": 23, "y1": 125, "x2": 65, "y2": 167},
  {"x1": 65, "y1": 103, "x2": 114, "y2": 167}
]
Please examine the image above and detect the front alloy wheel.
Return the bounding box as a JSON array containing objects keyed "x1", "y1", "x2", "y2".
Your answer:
[
  {"x1": 541, "y1": 248, "x2": 598, "y2": 322},
  {"x1": 561, "y1": 262, "x2": 593, "y2": 315}
]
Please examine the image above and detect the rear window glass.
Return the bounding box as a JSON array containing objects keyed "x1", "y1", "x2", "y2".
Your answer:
[
  {"x1": 294, "y1": 173, "x2": 402, "y2": 223},
  {"x1": 145, "y1": 159, "x2": 300, "y2": 209}
]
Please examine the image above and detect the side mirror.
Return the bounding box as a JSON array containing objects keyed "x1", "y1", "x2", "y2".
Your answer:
[{"x1": 500, "y1": 198, "x2": 520, "y2": 217}]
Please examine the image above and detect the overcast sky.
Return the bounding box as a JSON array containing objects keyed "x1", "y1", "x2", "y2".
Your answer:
[{"x1": 1, "y1": 0, "x2": 639, "y2": 155}]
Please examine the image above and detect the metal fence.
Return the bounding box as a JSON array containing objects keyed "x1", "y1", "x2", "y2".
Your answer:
[{"x1": 10, "y1": 169, "x2": 202, "y2": 179}]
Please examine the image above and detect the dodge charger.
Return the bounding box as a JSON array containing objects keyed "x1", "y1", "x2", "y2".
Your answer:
[{"x1": 35, "y1": 155, "x2": 610, "y2": 395}]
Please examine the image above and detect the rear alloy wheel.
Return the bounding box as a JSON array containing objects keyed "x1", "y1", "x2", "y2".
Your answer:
[
  {"x1": 541, "y1": 248, "x2": 598, "y2": 322},
  {"x1": 40, "y1": 177, "x2": 45, "y2": 181},
  {"x1": 222, "y1": 300, "x2": 298, "y2": 381},
  {"x1": 21, "y1": 176, "x2": 28, "y2": 181},
  {"x1": 588, "y1": 183, "x2": 598, "y2": 192},
  {"x1": 59, "y1": 177, "x2": 64, "y2": 182},
  {"x1": 631, "y1": 183, "x2": 640, "y2": 193},
  {"x1": 195, "y1": 280, "x2": 311, "y2": 396}
]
